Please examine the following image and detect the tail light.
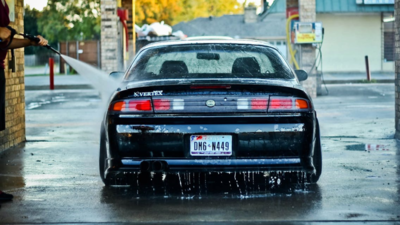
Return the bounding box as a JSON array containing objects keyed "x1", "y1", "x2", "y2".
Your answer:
[
  {"x1": 110, "y1": 96, "x2": 310, "y2": 113},
  {"x1": 251, "y1": 99, "x2": 268, "y2": 110},
  {"x1": 111, "y1": 99, "x2": 152, "y2": 112},
  {"x1": 154, "y1": 99, "x2": 171, "y2": 110},
  {"x1": 237, "y1": 98, "x2": 268, "y2": 110},
  {"x1": 111, "y1": 98, "x2": 186, "y2": 113},
  {"x1": 268, "y1": 97, "x2": 310, "y2": 112},
  {"x1": 236, "y1": 97, "x2": 310, "y2": 112},
  {"x1": 154, "y1": 99, "x2": 184, "y2": 111}
]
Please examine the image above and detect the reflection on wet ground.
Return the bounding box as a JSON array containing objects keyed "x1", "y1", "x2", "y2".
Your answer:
[
  {"x1": 25, "y1": 91, "x2": 101, "y2": 110},
  {"x1": 0, "y1": 145, "x2": 25, "y2": 190},
  {"x1": 101, "y1": 172, "x2": 320, "y2": 201}
]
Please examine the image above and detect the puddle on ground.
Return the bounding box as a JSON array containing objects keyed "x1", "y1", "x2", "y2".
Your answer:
[
  {"x1": 346, "y1": 144, "x2": 365, "y2": 151},
  {"x1": 26, "y1": 93, "x2": 101, "y2": 110},
  {"x1": 346, "y1": 143, "x2": 391, "y2": 152}
]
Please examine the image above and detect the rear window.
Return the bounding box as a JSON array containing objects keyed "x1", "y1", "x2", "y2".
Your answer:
[{"x1": 126, "y1": 44, "x2": 295, "y2": 81}]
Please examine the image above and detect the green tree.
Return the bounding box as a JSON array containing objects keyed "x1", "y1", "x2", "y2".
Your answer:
[
  {"x1": 24, "y1": 6, "x2": 42, "y2": 54},
  {"x1": 37, "y1": 0, "x2": 101, "y2": 43}
]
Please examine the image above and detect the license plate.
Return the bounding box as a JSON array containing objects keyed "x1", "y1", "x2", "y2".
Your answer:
[{"x1": 190, "y1": 135, "x2": 232, "y2": 156}]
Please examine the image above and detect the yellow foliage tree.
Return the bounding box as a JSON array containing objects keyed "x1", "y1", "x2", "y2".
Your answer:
[
  {"x1": 135, "y1": 0, "x2": 182, "y2": 25},
  {"x1": 135, "y1": 0, "x2": 243, "y2": 26}
]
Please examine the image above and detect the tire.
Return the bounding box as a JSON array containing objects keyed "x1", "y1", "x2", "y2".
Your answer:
[
  {"x1": 310, "y1": 123, "x2": 322, "y2": 183},
  {"x1": 99, "y1": 127, "x2": 110, "y2": 186}
]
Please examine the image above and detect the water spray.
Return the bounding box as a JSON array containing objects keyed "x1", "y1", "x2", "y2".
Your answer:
[{"x1": 1, "y1": 26, "x2": 120, "y2": 98}]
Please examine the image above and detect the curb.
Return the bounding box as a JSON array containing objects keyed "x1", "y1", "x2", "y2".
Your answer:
[
  {"x1": 323, "y1": 79, "x2": 394, "y2": 84},
  {"x1": 25, "y1": 85, "x2": 93, "y2": 90}
]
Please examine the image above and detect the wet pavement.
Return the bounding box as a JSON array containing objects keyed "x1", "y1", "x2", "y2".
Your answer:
[{"x1": 0, "y1": 83, "x2": 399, "y2": 224}]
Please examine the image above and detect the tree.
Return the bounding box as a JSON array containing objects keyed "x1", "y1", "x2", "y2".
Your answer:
[
  {"x1": 135, "y1": 0, "x2": 243, "y2": 26},
  {"x1": 24, "y1": 6, "x2": 42, "y2": 54},
  {"x1": 37, "y1": 0, "x2": 101, "y2": 43},
  {"x1": 175, "y1": 0, "x2": 243, "y2": 23},
  {"x1": 135, "y1": 0, "x2": 182, "y2": 25}
]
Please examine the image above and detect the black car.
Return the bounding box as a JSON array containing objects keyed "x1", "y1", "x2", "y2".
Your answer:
[{"x1": 100, "y1": 39, "x2": 322, "y2": 186}]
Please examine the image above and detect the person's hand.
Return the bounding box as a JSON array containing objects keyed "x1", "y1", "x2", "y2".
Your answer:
[
  {"x1": 0, "y1": 27, "x2": 11, "y2": 41},
  {"x1": 31, "y1": 35, "x2": 48, "y2": 46}
]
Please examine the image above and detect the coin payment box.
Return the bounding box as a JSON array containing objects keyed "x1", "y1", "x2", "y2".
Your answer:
[{"x1": 293, "y1": 22, "x2": 323, "y2": 44}]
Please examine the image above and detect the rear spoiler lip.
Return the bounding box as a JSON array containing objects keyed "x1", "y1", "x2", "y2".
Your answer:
[
  {"x1": 124, "y1": 78, "x2": 299, "y2": 90},
  {"x1": 122, "y1": 79, "x2": 310, "y2": 100}
]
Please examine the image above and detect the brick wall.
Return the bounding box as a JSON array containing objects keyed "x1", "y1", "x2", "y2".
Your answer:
[
  {"x1": 299, "y1": 0, "x2": 317, "y2": 98},
  {"x1": 100, "y1": 0, "x2": 119, "y2": 72},
  {"x1": 395, "y1": 0, "x2": 400, "y2": 139},
  {"x1": 0, "y1": 0, "x2": 26, "y2": 152},
  {"x1": 299, "y1": 0, "x2": 316, "y2": 22}
]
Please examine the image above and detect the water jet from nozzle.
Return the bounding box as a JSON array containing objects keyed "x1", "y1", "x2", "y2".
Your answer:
[{"x1": 60, "y1": 55, "x2": 120, "y2": 98}]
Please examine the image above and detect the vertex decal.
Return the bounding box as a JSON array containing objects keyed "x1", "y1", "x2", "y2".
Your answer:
[{"x1": 133, "y1": 90, "x2": 163, "y2": 97}]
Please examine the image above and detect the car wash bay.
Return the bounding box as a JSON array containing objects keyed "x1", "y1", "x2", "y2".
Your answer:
[{"x1": 0, "y1": 83, "x2": 398, "y2": 224}]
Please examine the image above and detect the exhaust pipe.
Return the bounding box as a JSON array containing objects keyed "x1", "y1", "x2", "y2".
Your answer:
[
  {"x1": 140, "y1": 161, "x2": 150, "y2": 171},
  {"x1": 141, "y1": 161, "x2": 169, "y2": 172},
  {"x1": 152, "y1": 161, "x2": 164, "y2": 171},
  {"x1": 151, "y1": 161, "x2": 168, "y2": 172}
]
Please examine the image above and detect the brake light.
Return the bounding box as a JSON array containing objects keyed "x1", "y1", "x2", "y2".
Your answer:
[
  {"x1": 237, "y1": 98, "x2": 268, "y2": 110},
  {"x1": 129, "y1": 100, "x2": 152, "y2": 111},
  {"x1": 154, "y1": 99, "x2": 171, "y2": 110},
  {"x1": 270, "y1": 98, "x2": 293, "y2": 109},
  {"x1": 112, "y1": 100, "x2": 152, "y2": 112},
  {"x1": 153, "y1": 98, "x2": 185, "y2": 111},
  {"x1": 251, "y1": 99, "x2": 268, "y2": 110},
  {"x1": 268, "y1": 97, "x2": 310, "y2": 111},
  {"x1": 190, "y1": 85, "x2": 231, "y2": 89}
]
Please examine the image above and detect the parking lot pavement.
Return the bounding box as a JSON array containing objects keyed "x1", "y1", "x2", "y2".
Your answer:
[
  {"x1": 0, "y1": 84, "x2": 399, "y2": 224},
  {"x1": 322, "y1": 72, "x2": 394, "y2": 84},
  {"x1": 25, "y1": 75, "x2": 92, "y2": 90}
]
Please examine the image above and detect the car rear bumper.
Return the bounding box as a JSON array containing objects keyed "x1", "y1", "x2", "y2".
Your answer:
[
  {"x1": 110, "y1": 122, "x2": 310, "y2": 158},
  {"x1": 104, "y1": 114, "x2": 317, "y2": 180},
  {"x1": 104, "y1": 157, "x2": 315, "y2": 181}
]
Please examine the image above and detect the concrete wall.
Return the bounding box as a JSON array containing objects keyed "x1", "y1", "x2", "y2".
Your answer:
[
  {"x1": 0, "y1": 0, "x2": 26, "y2": 152},
  {"x1": 316, "y1": 14, "x2": 384, "y2": 73},
  {"x1": 395, "y1": 0, "x2": 400, "y2": 139}
]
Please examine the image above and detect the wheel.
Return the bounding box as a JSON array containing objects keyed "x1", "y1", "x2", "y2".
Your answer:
[
  {"x1": 99, "y1": 127, "x2": 110, "y2": 186},
  {"x1": 310, "y1": 123, "x2": 322, "y2": 183}
]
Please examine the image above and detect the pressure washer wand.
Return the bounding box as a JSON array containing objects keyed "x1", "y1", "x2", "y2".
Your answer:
[{"x1": 20, "y1": 33, "x2": 61, "y2": 55}]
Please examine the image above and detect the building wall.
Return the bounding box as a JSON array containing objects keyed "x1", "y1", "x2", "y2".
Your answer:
[
  {"x1": 317, "y1": 14, "x2": 383, "y2": 72},
  {"x1": 0, "y1": 0, "x2": 26, "y2": 152},
  {"x1": 395, "y1": 0, "x2": 400, "y2": 139}
]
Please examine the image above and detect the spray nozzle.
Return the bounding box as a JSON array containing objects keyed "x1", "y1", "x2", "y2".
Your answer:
[{"x1": 20, "y1": 33, "x2": 61, "y2": 55}]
